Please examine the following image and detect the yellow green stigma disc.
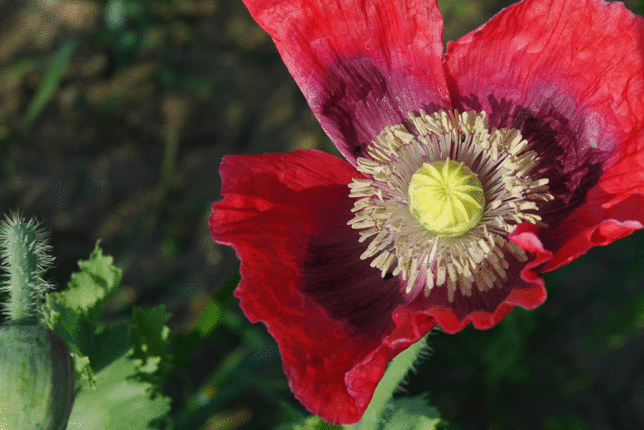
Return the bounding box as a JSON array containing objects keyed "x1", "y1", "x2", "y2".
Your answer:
[{"x1": 408, "y1": 160, "x2": 485, "y2": 237}]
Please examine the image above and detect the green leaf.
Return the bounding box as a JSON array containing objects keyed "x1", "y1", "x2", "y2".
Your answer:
[
  {"x1": 274, "y1": 416, "x2": 342, "y2": 430},
  {"x1": 43, "y1": 243, "x2": 173, "y2": 429},
  {"x1": 380, "y1": 395, "x2": 443, "y2": 430},
  {"x1": 92, "y1": 322, "x2": 133, "y2": 371},
  {"x1": 66, "y1": 353, "x2": 171, "y2": 430},
  {"x1": 58, "y1": 242, "x2": 122, "y2": 321},
  {"x1": 129, "y1": 304, "x2": 172, "y2": 393},
  {"x1": 294, "y1": 416, "x2": 343, "y2": 430},
  {"x1": 171, "y1": 270, "x2": 240, "y2": 372},
  {"x1": 18, "y1": 39, "x2": 77, "y2": 137},
  {"x1": 69, "y1": 352, "x2": 96, "y2": 388},
  {"x1": 43, "y1": 242, "x2": 123, "y2": 387}
]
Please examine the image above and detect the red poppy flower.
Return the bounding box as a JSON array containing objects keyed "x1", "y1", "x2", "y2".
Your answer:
[{"x1": 210, "y1": 0, "x2": 644, "y2": 424}]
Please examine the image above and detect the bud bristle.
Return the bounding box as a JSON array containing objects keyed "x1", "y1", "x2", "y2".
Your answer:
[{"x1": 0, "y1": 212, "x2": 54, "y2": 325}]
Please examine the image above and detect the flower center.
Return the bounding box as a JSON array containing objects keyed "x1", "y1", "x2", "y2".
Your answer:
[
  {"x1": 348, "y1": 110, "x2": 553, "y2": 301},
  {"x1": 408, "y1": 160, "x2": 485, "y2": 237}
]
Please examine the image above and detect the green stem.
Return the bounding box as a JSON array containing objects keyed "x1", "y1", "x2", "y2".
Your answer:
[
  {"x1": 348, "y1": 333, "x2": 429, "y2": 430},
  {"x1": 0, "y1": 214, "x2": 52, "y2": 325}
]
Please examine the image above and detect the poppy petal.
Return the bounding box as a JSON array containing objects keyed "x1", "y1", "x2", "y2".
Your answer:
[
  {"x1": 444, "y1": 0, "x2": 644, "y2": 254},
  {"x1": 541, "y1": 130, "x2": 644, "y2": 271},
  {"x1": 241, "y1": 0, "x2": 450, "y2": 165},
  {"x1": 210, "y1": 150, "x2": 436, "y2": 424}
]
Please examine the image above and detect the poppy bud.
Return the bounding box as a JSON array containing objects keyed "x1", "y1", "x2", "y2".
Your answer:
[{"x1": 0, "y1": 324, "x2": 75, "y2": 430}]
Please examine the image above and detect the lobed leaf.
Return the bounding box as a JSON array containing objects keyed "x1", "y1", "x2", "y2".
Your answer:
[
  {"x1": 66, "y1": 354, "x2": 171, "y2": 430},
  {"x1": 129, "y1": 304, "x2": 173, "y2": 395}
]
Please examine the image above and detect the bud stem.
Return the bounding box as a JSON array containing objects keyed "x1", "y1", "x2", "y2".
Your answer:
[
  {"x1": 347, "y1": 332, "x2": 431, "y2": 429},
  {"x1": 0, "y1": 214, "x2": 53, "y2": 325}
]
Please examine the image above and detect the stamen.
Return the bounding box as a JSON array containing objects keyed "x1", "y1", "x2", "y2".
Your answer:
[{"x1": 348, "y1": 110, "x2": 553, "y2": 301}]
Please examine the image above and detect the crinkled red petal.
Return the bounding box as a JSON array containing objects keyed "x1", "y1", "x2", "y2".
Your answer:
[
  {"x1": 542, "y1": 130, "x2": 644, "y2": 271},
  {"x1": 240, "y1": 0, "x2": 450, "y2": 165},
  {"x1": 210, "y1": 150, "x2": 436, "y2": 424},
  {"x1": 444, "y1": 0, "x2": 644, "y2": 270},
  {"x1": 445, "y1": 0, "x2": 644, "y2": 151}
]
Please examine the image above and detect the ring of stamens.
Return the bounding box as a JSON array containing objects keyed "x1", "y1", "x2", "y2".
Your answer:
[{"x1": 348, "y1": 110, "x2": 554, "y2": 302}]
